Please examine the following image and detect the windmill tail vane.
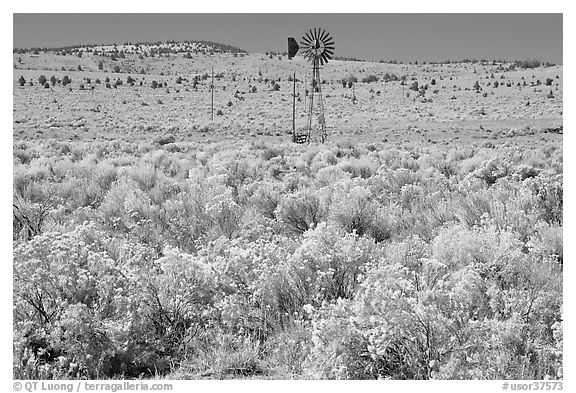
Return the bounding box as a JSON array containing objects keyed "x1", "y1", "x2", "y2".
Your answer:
[{"x1": 287, "y1": 28, "x2": 334, "y2": 144}]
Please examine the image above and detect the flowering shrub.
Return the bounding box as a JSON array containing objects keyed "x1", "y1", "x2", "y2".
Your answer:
[
  {"x1": 13, "y1": 223, "x2": 133, "y2": 378},
  {"x1": 275, "y1": 190, "x2": 325, "y2": 234},
  {"x1": 13, "y1": 138, "x2": 563, "y2": 379},
  {"x1": 289, "y1": 223, "x2": 379, "y2": 305},
  {"x1": 135, "y1": 246, "x2": 218, "y2": 365}
]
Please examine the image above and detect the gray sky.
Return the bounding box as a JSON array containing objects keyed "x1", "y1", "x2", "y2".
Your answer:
[{"x1": 13, "y1": 14, "x2": 562, "y2": 63}]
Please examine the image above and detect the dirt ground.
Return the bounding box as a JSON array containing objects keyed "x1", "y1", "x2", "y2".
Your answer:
[{"x1": 13, "y1": 49, "x2": 562, "y2": 149}]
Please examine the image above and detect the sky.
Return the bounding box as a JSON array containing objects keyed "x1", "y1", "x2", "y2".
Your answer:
[{"x1": 13, "y1": 13, "x2": 563, "y2": 64}]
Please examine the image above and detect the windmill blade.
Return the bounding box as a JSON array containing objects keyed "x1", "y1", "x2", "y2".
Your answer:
[
  {"x1": 323, "y1": 48, "x2": 334, "y2": 56},
  {"x1": 307, "y1": 30, "x2": 315, "y2": 41},
  {"x1": 301, "y1": 33, "x2": 312, "y2": 44},
  {"x1": 303, "y1": 31, "x2": 314, "y2": 45},
  {"x1": 323, "y1": 49, "x2": 335, "y2": 57},
  {"x1": 324, "y1": 39, "x2": 335, "y2": 47},
  {"x1": 319, "y1": 29, "x2": 329, "y2": 43},
  {"x1": 301, "y1": 39, "x2": 312, "y2": 48}
]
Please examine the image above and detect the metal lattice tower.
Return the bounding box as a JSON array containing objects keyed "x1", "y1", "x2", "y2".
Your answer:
[{"x1": 288, "y1": 28, "x2": 334, "y2": 143}]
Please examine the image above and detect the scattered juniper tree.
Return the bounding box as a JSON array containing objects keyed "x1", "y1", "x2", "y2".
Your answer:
[{"x1": 473, "y1": 80, "x2": 481, "y2": 92}]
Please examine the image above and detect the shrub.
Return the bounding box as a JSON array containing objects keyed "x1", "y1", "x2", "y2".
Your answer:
[
  {"x1": 13, "y1": 223, "x2": 134, "y2": 379},
  {"x1": 329, "y1": 185, "x2": 387, "y2": 240},
  {"x1": 275, "y1": 190, "x2": 324, "y2": 234},
  {"x1": 38, "y1": 75, "x2": 47, "y2": 85},
  {"x1": 138, "y1": 246, "x2": 217, "y2": 362},
  {"x1": 526, "y1": 173, "x2": 563, "y2": 224},
  {"x1": 361, "y1": 74, "x2": 379, "y2": 83},
  {"x1": 469, "y1": 159, "x2": 510, "y2": 185},
  {"x1": 158, "y1": 190, "x2": 212, "y2": 252},
  {"x1": 154, "y1": 134, "x2": 176, "y2": 146},
  {"x1": 290, "y1": 222, "x2": 378, "y2": 304},
  {"x1": 18, "y1": 76, "x2": 25, "y2": 86}
]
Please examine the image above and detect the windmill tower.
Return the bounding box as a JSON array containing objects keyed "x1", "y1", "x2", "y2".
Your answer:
[{"x1": 288, "y1": 28, "x2": 335, "y2": 143}]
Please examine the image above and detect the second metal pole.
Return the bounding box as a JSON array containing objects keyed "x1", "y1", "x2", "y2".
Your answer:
[{"x1": 211, "y1": 66, "x2": 214, "y2": 122}]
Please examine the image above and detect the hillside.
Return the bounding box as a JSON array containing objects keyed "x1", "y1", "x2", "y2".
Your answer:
[{"x1": 14, "y1": 42, "x2": 563, "y2": 147}]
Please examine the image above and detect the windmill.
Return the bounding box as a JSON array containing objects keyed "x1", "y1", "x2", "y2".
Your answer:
[{"x1": 288, "y1": 28, "x2": 335, "y2": 143}]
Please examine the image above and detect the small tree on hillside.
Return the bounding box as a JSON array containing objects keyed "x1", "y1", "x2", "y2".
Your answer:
[
  {"x1": 98, "y1": 60, "x2": 104, "y2": 70},
  {"x1": 473, "y1": 80, "x2": 481, "y2": 92},
  {"x1": 38, "y1": 75, "x2": 47, "y2": 85},
  {"x1": 18, "y1": 76, "x2": 26, "y2": 86}
]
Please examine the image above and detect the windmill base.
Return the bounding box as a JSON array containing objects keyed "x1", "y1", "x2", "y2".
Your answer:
[{"x1": 293, "y1": 133, "x2": 308, "y2": 144}]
